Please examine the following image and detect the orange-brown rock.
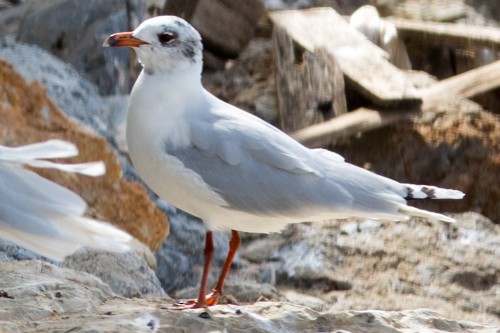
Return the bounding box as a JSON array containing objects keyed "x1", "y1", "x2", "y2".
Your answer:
[{"x1": 0, "y1": 59, "x2": 169, "y2": 251}]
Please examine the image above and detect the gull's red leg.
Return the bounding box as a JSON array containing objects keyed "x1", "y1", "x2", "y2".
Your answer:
[
  {"x1": 196, "y1": 230, "x2": 214, "y2": 307},
  {"x1": 170, "y1": 230, "x2": 214, "y2": 309},
  {"x1": 171, "y1": 230, "x2": 240, "y2": 309},
  {"x1": 205, "y1": 229, "x2": 240, "y2": 305}
]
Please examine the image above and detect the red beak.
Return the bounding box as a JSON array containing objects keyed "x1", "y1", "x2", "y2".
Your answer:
[{"x1": 103, "y1": 32, "x2": 149, "y2": 47}]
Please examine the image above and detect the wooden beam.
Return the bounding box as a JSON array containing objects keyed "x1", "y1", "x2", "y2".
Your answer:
[
  {"x1": 292, "y1": 58, "x2": 500, "y2": 146},
  {"x1": 269, "y1": 8, "x2": 421, "y2": 108},
  {"x1": 292, "y1": 59, "x2": 500, "y2": 147},
  {"x1": 273, "y1": 25, "x2": 347, "y2": 133},
  {"x1": 393, "y1": 0, "x2": 466, "y2": 22},
  {"x1": 420, "y1": 59, "x2": 500, "y2": 109},
  {"x1": 291, "y1": 108, "x2": 419, "y2": 147},
  {"x1": 391, "y1": 18, "x2": 500, "y2": 51},
  {"x1": 278, "y1": 9, "x2": 500, "y2": 147}
]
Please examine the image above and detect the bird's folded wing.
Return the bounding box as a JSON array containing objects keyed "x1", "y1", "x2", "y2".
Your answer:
[
  {"x1": 166, "y1": 101, "x2": 353, "y2": 218},
  {"x1": 191, "y1": 98, "x2": 346, "y2": 175}
]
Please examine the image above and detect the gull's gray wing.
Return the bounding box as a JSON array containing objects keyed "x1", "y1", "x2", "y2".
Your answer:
[{"x1": 164, "y1": 91, "x2": 408, "y2": 220}]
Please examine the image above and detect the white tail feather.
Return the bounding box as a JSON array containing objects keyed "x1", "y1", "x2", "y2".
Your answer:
[{"x1": 398, "y1": 205, "x2": 456, "y2": 223}]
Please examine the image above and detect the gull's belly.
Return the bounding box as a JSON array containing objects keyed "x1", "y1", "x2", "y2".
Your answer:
[{"x1": 127, "y1": 133, "x2": 227, "y2": 221}]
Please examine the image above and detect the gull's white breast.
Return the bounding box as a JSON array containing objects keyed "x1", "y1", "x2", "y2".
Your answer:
[{"x1": 125, "y1": 71, "x2": 230, "y2": 226}]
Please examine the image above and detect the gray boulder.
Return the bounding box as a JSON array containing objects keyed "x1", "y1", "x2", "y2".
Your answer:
[
  {"x1": 15, "y1": 0, "x2": 144, "y2": 95},
  {"x1": 0, "y1": 35, "x2": 127, "y2": 141},
  {"x1": 63, "y1": 248, "x2": 166, "y2": 298}
]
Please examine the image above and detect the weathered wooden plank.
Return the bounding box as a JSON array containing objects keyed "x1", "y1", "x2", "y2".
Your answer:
[
  {"x1": 292, "y1": 60, "x2": 500, "y2": 147},
  {"x1": 273, "y1": 25, "x2": 347, "y2": 133},
  {"x1": 291, "y1": 107, "x2": 418, "y2": 147},
  {"x1": 420, "y1": 59, "x2": 500, "y2": 109},
  {"x1": 394, "y1": 0, "x2": 466, "y2": 22},
  {"x1": 164, "y1": 0, "x2": 264, "y2": 58},
  {"x1": 391, "y1": 18, "x2": 500, "y2": 52},
  {"x1": 269, "y1": 8, "x2": 421, "y2": 108}
]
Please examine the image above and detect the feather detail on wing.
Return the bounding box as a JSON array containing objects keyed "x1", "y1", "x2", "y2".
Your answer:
[
  {"x1": 311, "y1": 148, "x2": 345, "y2": 163},
  {"x1": 190, "y1": 99, "x2": 322, "y2": 175}
]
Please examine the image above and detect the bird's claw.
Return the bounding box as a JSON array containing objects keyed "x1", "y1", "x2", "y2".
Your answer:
[{"x1": 166, "y1": 289, "x2": 221, "y2": 310}]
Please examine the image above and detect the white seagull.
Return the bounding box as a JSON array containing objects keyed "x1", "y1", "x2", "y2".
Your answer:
[
  {"x1": 0, "y1": 139, "x2": 131, "y2": 261},
  {"x1": 104, "y1": 16, "x2": 464, "y2": 308}
]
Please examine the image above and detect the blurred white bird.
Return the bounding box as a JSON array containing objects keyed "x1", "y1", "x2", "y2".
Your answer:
[
  {"x1": 350, "y1": 5, "x2": 412, "y2": 70},
  {"x1": 104, "y1": 16, "x2": 464, "y2": 308},
  {"x1": 0, "y1": 139, "x2": 131, "y2": 261}
]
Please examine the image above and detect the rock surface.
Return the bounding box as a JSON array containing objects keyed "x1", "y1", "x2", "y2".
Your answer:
[
  {"x1": 0, "y1": 260, "x2": 497, "y2": 333},
  {"x1": 0, "y1": 240, "x2": 165, "y2": 299},
  {"x1": 235, "y1": 212, "x2": 500, "y2": 325},
  {"x1": 62, "y1": 248, "x2": 166, "y2": 298},
  {"x1": 0, "y1": 36, "x2": 128, "y2": 147}
]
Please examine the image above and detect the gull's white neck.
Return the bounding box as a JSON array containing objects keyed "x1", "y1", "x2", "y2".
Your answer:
[
  {"x1": 130, "y1": 63, "x2": 203, "y2": 117},
  {"x1": 127, "y1": 63, "x2": 204, "y2": 151}
]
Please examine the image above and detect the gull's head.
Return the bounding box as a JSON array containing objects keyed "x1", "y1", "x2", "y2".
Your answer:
[{"x1": 103, "y1": 16, "x2": 203, "y2": 74}]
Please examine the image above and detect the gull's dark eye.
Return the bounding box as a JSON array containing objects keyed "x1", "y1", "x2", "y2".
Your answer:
[{"x1": 158, "y1": 32, "x2": 176, "y2": 44}]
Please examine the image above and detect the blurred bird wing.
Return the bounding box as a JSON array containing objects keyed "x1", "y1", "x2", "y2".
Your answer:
[
  {"x1": 0, "y1": 164, "x2": 130, "y2": 261},
  {"x1": 0, "y1": 139, "x2": 78, "y2": 160},
  {"x1": 0, "y1": 139, "x2": 105, "y2": 176},
  {"x1": 0, "y1": 140, "x2": 131, "y2": 261},
  {"x1": 0, "y1": 165, "x2": 88, "y2": 216},
  {"x1": 21, "y1": 159, "x2": 105, "y2": 176},
  {"x1": 0, "y1": 217, "x2": 130, "y2": 262}
]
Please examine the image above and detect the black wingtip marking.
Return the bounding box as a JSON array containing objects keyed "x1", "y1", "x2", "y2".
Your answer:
[
  {"x1": 405, "y1": 186, "x2": 414, "y2": 199},
  {"x1": 421, "y1": 186, "x2": 436, "y2": 199},
  {"x1": 405, "y1": 186, "x2": 436, "y2": 200}
]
